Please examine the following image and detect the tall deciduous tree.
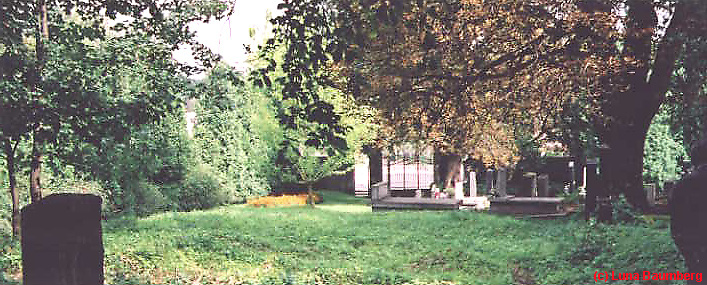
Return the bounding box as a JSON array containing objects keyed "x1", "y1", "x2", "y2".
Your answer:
[
  {"x1": 262, "y1": 0, "x2": 707, "y2": 208},
  {"x1": 586, "y1": 0, "x2": 706, "y2": 209}
]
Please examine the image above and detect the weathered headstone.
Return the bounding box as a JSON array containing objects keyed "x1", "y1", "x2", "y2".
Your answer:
[
  {"x1": 454, "y1": 181, "x2": 464, "y2": 200},
  {"x1": 469, "y1": 171, "x2": 477, "y2": 197},
  {"x1": 497, "y1": 169, "x2": 507, "y2": 197},
  {"x1": 569, "y1": 161, "x2": 577, "y2": 192},
  {"x1": 582, "y1": 166, "x2": 588, "y2": 193},
  {"x1": 644, "y1": 183, "x2": 657, "y2": 206},
  {"x1": 538, "y1": 174, "x2": 550, "y2": 197},
  {"x1": 21, "y1": 193, "x2": 104, "y2": 285},
  {"x1": 485, "y1": 169, "x2": 495, "y2": 193},
  {"x1": 584, "y1": 159, "x2": 599, "y2": 221},
  {"x1": 454, "y1": 164, "x2": 464, "y2": 199},
  {"x1": 519, "y1": 172, "x2": 537, "y2": 197}
]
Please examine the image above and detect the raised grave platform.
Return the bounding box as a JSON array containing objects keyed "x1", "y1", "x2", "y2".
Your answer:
[
  {"x1": 489, "y1": 196, "x2": 566, "y2": 215},
  {"x1": 372, "y1": 197, "x2": 460, "y2": 211},
  {"x1": 460, "y1": 196, "x2": 490, "y2": 210}
]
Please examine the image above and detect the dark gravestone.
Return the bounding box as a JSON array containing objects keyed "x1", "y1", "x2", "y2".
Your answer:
[
  {"x1": 518, "y1": 172, "x2": 537, "y2": 197},
  {"x1": 21, "y1": 193, "x2": 104, "y2": 285},
  {"x1": 497, "y1": 169, "x2": 507, "y2": 197},
  {"x1": 538, "y1": 174, "x2": 550, "y2": 197},
  {"x1": 569, "y1": 161, "x2": 577, "y2": 192},
  {"x1": 542, "y1": 156, "x2": 574, "y2": 183}
]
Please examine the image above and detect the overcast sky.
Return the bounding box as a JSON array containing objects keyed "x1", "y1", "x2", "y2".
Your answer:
[{"x1": 172, "y1": 0, "x2": 283, "y2": 77}]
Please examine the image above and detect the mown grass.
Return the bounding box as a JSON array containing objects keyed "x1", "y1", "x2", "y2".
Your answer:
[{"x1": 3, "y1": 191, "x2": 686, "y2": 284}]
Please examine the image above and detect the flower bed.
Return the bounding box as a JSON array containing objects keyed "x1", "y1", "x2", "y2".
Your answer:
[{"x1": 247, "y1": 193, "x2": 323, "y2": 207}]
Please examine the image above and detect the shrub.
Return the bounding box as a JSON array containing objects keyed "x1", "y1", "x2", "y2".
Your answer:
[
  {"x1": 121, "y1": 180, "x2": 174, "y2": 216},
  {"x1": 178, "y1": 165, "x2": 227, "y2": 211}
]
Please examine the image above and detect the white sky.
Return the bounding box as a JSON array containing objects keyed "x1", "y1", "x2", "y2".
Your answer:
[{"x1": 172, "y1": 0, "x2": 283, "y2": 77}]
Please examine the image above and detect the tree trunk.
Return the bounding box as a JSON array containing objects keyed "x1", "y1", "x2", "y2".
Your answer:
[
  {"x1": 3, "y1": 139, "x2": 20, "y2": 237},
  {"x1": 435, "y1": 151, "x2": 462, "y2": 190},
  {"x1": 307, "y1": 184, "x2": 315, "y2": 208},
  {"x1": 30, "y1": 0, "x2": 49, "y2": 203},
  {"x1": 601, "y1": 124, "x2": 651, "y2": 210},
  {"x1": 29, "y1": 143, "x2": 43, "y2": 202},
  {"x1": 596, "y1": 0, "x2": 686, "y2": 212}
]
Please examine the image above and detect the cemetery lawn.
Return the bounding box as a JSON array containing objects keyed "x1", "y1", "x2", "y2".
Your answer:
[{"x1": 99, "y1": 191, "x2": 682, "y2": 284}]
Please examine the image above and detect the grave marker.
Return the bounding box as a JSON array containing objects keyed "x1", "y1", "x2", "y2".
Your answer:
[
  {"x1": 21, "y1": 193, "x2": 104, "y2": 285},
  {"x1": 538, "y1": 174, "x2": 550, "y2": 197},
  {"x1": 584, "y1": 159, "x2": 599, "y2": 221},
  {"x1": 497, "y1": 169, "x2": 507, "y2": 197},
  {"x1": 486, "y1": 169, "x2": 495, "y2": 193},
  {"x1": 469, "y1": 171, "x2": 477, "y2": 197},
  {"x1": 644, "y1": 183, "x2": 657, "y2": 206}
]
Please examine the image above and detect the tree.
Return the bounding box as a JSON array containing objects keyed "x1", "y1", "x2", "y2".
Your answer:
[
  {"x1": 263, "y1": 0, "x2": 602, "y2": 189},
  {"x1": 1, "y1": 0, "x2": 234, "y2": 233},
  {"x1": 252, "y1": 0, "x2": 350, "y2": 152},
  {"x1": 192, "y1": 64, "x2": 282, "y2": 202},
  {"x1": 584, "y1": 0, "x2": 707, "y2": 209},
  {"x1": 1, "y1": 0, "x2": 38, "y2": 237},
  {"x1": 262, "y1": 0, "x2": 707, "y2": 209}
]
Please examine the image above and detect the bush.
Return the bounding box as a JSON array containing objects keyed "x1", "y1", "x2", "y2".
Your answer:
[
  {"x1": 178, "y1": 165, "x2": 227, "y2": 211},
  {"x1": 0, "y1": 234, "x2": 20, "y2": 284},
  {"x1": 194, "y1": 66, "x2": 281, "y2": 200}
]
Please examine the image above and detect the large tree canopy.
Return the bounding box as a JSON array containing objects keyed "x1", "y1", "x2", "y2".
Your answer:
[{"x1": 261, "y1": 0, "x2": 707, "y2": 207}]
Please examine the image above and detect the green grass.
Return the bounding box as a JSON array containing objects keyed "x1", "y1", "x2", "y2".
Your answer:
[{"x1": 3, "y1": 191, "x2": 687, "y2": 284}]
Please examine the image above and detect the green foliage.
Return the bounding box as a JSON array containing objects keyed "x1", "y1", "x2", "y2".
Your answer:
[
  {"x1": 1, "y1": 0, "x2": 236, "y2": 225},
  {"x1": 254, "y1": 0, "x2": 349, "y2": 149},
  {"x1": 643, "y1": 108, "x2": 687, "y2": 189},
  {"x1": 177, "y1": 164, "x2": 227, "y2": 211},
  {"x1": 611, "y1": 195, "x2": 642, "y2": 224},
  {"x1": 0, "y1": 235, "x2": 20, "y2": 284},
  {"x1": 276, "y1": 86, "x2": 377, "y2": 193},
  {"x1": 90, "y1": 112, "x2": 196, "y2": 216},
  {"x1": 193, "y1": 64, "x2": 282, "y2": 201},
  {"x1": 285, "y1": 145, "x2": 352, "y2": 187}
]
